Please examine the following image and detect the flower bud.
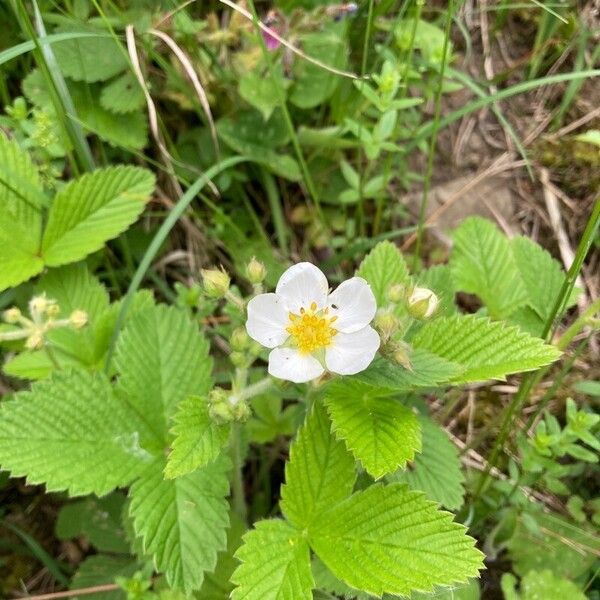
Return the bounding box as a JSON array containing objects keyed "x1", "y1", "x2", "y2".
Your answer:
[
  {"x1": 246, "y1": 257, "x2": 266, "y2": 284},
  {"x1": 70, "y1": 310, "x2": 88, "y2": 329},
  {"x1": 3, "y1": 308, "x2": 22, "y2": 324},
  {"x1": 46, "y1": 303, "x2": 61, "y2": 318},
  {"x1": 392, "y1": 344, "x2": 413, "y2": 371},
  {"x1": 387, "y1": 284, "x2": 405, "y2": 304},
  {"x1": 232, "y1": 400, "x2": 251, "y2": 422},
  {"x1": 374, "y1": 310, "x2": 400, "y2": 339},
  {"x1": 25, "y1": 331, "x2": 45, "y2": 350},
  {"x1": 406, "y1": 287, "x2": 439, "y2": 320},
  {"x1": 208, "y1": 388, "x2": 233, "y2": 424},
  {"x1": 29, "y1": 295, "x2": 49, "y2": 317},
  {"x1": 230, "y1": 327, "x2": 249, "y2": 352},
  {"x1": 201, "y1": 268, "x2": 230, "y2": 298},
  {"x1": 230, "y1": 351, "x2": 247, "y2": 368}
]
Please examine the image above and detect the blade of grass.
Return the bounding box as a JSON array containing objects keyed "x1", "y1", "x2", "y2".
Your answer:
[
  {"x1": 261, "y1": 169, "x2": 289, "y2": 255},
  {"x1": 104, "y1": 155, "x2": 249, "y2": 372}
]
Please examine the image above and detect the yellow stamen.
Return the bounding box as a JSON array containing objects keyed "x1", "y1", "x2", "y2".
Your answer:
[{"x1": 286, "y1": 303, "x2": 338, "y2": 354}]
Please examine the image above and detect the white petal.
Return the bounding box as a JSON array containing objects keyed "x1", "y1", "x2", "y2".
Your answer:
[
  {"x1": 275, "y1": 262, "x2": 329, "y2": 314},
  {"x1": 325, "y1": 326, "x2": 380, "y2": 376},
  {"x1": 246, "y1": 293, "x2": 289, "y2": 348},
  {"x1": 327, "y1": 277, "x2": 377, "y2": 333},
  {"x1": 268, "y1": 348, "x2": 325, "y2": 383}
]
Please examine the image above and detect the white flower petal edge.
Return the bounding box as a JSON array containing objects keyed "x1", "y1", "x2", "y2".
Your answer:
[
  {"x1": 246, "y1": 293, "x2": 290, "y2": 348},
  {"x1": 275, "y1": 262, "x2": 329, "y2": 314},
  {"x1": 325, "y1": 326, "x2": 381, "y2": 376},
  {"x1": 327, "y1": 276, "x2": 377, "y2": 333},
  {"x1": 268, "y1": 347, "x2": 325, "y2": 383}
]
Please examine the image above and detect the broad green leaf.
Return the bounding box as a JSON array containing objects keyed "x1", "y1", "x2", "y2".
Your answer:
[
  {"x1": 501, "y1": 569, "x2": 586, "y2": 600},
  {"x1": 412, "y1": 315, "x2": 561, "y2": 383},
  {"x1": 289, "y1": 28, "x2": 346, "y2": 109},
  {"x1": 0, "y1": 370, "x2": 152, "y2": 496},
  {"x1": 511, "y1": 236, "x2": 577, "y2": 322},
  {"x1": 312, "y1": 558, "x2": 372, "y2": 600},
  {"x1": 508, "y1": 510, "x2": 600, "y2": 579},
  {"x1": 389, "y1": 416, "x2": 465, "y2": 510},
  {"x1": 355, "y1": 350, "x2": 462, "y2": 391},
  {"x1": 356, "y1": 240, "x2": 410, "y2": 307},
  {"x1": 56, "y1": 493, "x2": 129, "y2": 553},
  {"x1": 100, "y1": 72, "x2": 145, "y2": 114},
  {"x1": 324, "y1": 380, "x2": 421, "y2": 479},
  {"x1": 129, "y1": 456, "x2": 230, "y2": 593},
  {"x1": 42, "y1": 166, "x2": 155, "y2": 266},
  {"x1": 309, "y1": 483, "x2": 484, "y2": 597},
  {"x1": 71, "y1": 555, "x2": 140, "y2": 600},
  {"x1": 3, "y1": 348, "x2": 81, "y2": 380},
  {"x1": 280, "y1": 403, "x2": 356, "y2": 528},
  {"x1": 165, "y1": 396, "x2": 230, "y2": 479},
  {"x1": 239, "y1": 71, "x2": 284, "y2": 121},
  {"x1": 450, "y1": 217, "x2": 527, "y2": 319},
  {"x1": 0, "y1": 239, "x2": 44, "y2": 292},
  {"x1": 115, "y1": 303, "x2": 213, "y2": 444},
  {"x1": 53, "y1": 26, "x2": 128, "y2": 82},
  {"x1": 231, "y1": 519, "x2": 314, "y2": 600},
  {"x1": 411, "y1": 580, "x2": 480, "y2": 599}
]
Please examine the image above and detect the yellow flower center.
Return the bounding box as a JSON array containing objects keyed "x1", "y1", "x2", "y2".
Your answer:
[{"x1": 286, "y1": 302, "x2": 338, "y2": 354}]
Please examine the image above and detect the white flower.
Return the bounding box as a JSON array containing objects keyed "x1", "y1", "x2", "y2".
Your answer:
[{"x1": 246, "y1": 263, "x2": 380, "y2": 383}]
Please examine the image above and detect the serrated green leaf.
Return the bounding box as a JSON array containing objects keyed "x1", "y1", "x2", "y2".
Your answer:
[
  {"x1": 354, "y1": 350, "x2": 462, "y2": 391},
  {"x1": 450, "y1": 217, "x2": 527, "y2": 319},
  {"x1": 309, "y1": 483, "x2": 484, "y2": 597},
  {"x1": 0, "y1": 369, "x2": 152, "y2": 496},
  {"x1": 281, "y1": 403, "x2": 356, "y2": 528},
  {"x1": 312, "y1": 558, "x2": 372, "y2": 600},
  {"x1": 3, "y1": 349, "x2": 82, "y2": 380},
  {"x1": 511, "y1": 236, "x2": 577, "y2": 322},
  {"x1": 42, "y1": 166, "x2": 154, "y2": 266},
  {"x1": 412, "y1": 315, "x2": 561, "y2": 383},
  {"x1": 115, "y1": 304, "x2": 213, "y2": 445},
  {"x1": 53, "y1": 27, "x2": 128, "y2": 82},
  {"x1": 100, "y1": 72, "x2": 145, "y2": 114},
  {"x1": 324, "y1": 380, "x2": 421, "y2": 479},
  {"x1": 129, "y1": 456, "x2": 230, "y2": 593},
  {"x1": 165, "y1": 396, "x2": 230, "y2": 479},
  {"x1": 389, "y1": 416, "x2": 465, "y2": 510},
  {"x1": 71, "y1": 555, "x2": 139, "y2": 600},
  {"x1": 0, "y1": 242, "x2": 44, "y2": 293},
  {"x1": 356, "y1": 240, "x2": 410, "y2": 306},
  {"x1": 231, "y1": 519, "x2": 314, "y2": 600}
]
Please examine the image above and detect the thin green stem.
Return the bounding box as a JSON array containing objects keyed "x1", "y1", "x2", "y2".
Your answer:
[
  {"x1": 230, "y1": 377, "x2": 274, "y2": 406},
  {"x1": 246, "y1": 0, "x2": 325, "y2": 226},
  {"x1": 44, "y1": 344, "x2": 62, "y2": 370},
  {"x1": 261, "y1": 170, "x2": 289, "y2": 255},
  {"x1": 413, "y1": 0, "x2": 454, "y2": 271},
  {"x1": 230, "y1": 423, "x2": 248, "y2": 522}
]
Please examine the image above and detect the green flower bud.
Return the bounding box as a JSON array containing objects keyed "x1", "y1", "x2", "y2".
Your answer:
[
  {"x1": 25, "y1": 330, "x2": 45, "y2": 350},
  {"x1": 208, "y1": 388, "x2": 234, "y2": 424},
  {"x1": 70, "y1": 310, "x2": 88, "y2": 329},
  {"x1": 201, "y1": 268, "x2": 230, "y2": 298},
  {"x1": 2, "y1": 308, "x2": 22, "y2": 324},
  {"x1": 230, "y1": 327, "x2": 249, "y2": 351},
  {"x1": 246, "y1": 257, "x2": 266, "y2": 284},
  {"x1": 406, "y1": 287, "x2": 439, "y2": 320},
  {"x1": 230, "y1": 351, "x2": 247, "y2": 368},
  {"x1": 232, "y1": 400, "x2": 251, "y2": 422},
  {"x1": 46, "y1": 303, "x2": 61, "y2": 318},
  {"x1": 374, "y1": 310, "x2": 400, "y2": 339},
  {"x1": 387, "y1": 284, "x2": 405, "y2": 304}
]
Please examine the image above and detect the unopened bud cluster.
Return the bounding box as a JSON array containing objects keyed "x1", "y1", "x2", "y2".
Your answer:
[
  {"x1": 208, "y1": 388, "x2": 251, "y2": 424},
  {"x1": 0, "y1": 294, "x2": 88, "y2": 350},
  {"x1": 201, "y1": 267, "x2": 231, "y2": 299}
]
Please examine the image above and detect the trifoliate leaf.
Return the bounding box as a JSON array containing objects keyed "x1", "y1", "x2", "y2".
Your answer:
[
  {"x1": 389, "y1": 416, "x2": 465, "y2": 510},
  {"x1": 231, "y1": 519, "x2": 314, "y2": 600},
  {"x1": 0, "y1": 369, "x2": 152, "y2": 496},
  {"x1": 356, "y1": 240, "x2": 410, "y2": 307},
  {"x1": 165, "y1": 396, "x2": 230, "y2": 479},
  {"x1": 324, "y1": 380, "x2": 421, "y2": 479},
  {"x1": 309, "y1": 483, "x2": 484, "y2": 597},
  {"x1": 450, "y1": 217, "x2": 527, "y2": 319},
  {"x1": 129, "y1": 456, "x2": 230, "y2": 593},
  {"x1": 100, "y1": 72, "x2": 146, "y2": 114},
  {"x1": 52, "y1": 27, "x2": 128, "y2": 82},
  {"x1": 501, "y1": 569, "x2": 586, "y2": 600},
  {"x1": 355, "y1": 350, "x2": 462, "y2": 391},
  {"x1": 280, "y1": 403, "x2": 356, "y2": 528},
  {"x1": 412, "y1": 315, "x2": 561, "y2": 383},
  {"x1": 42, "y1": 166, "x2": 155, "y2": 267},
  {"x1": 115, "y1": 303, "x2": 213, "y2": 445}
]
